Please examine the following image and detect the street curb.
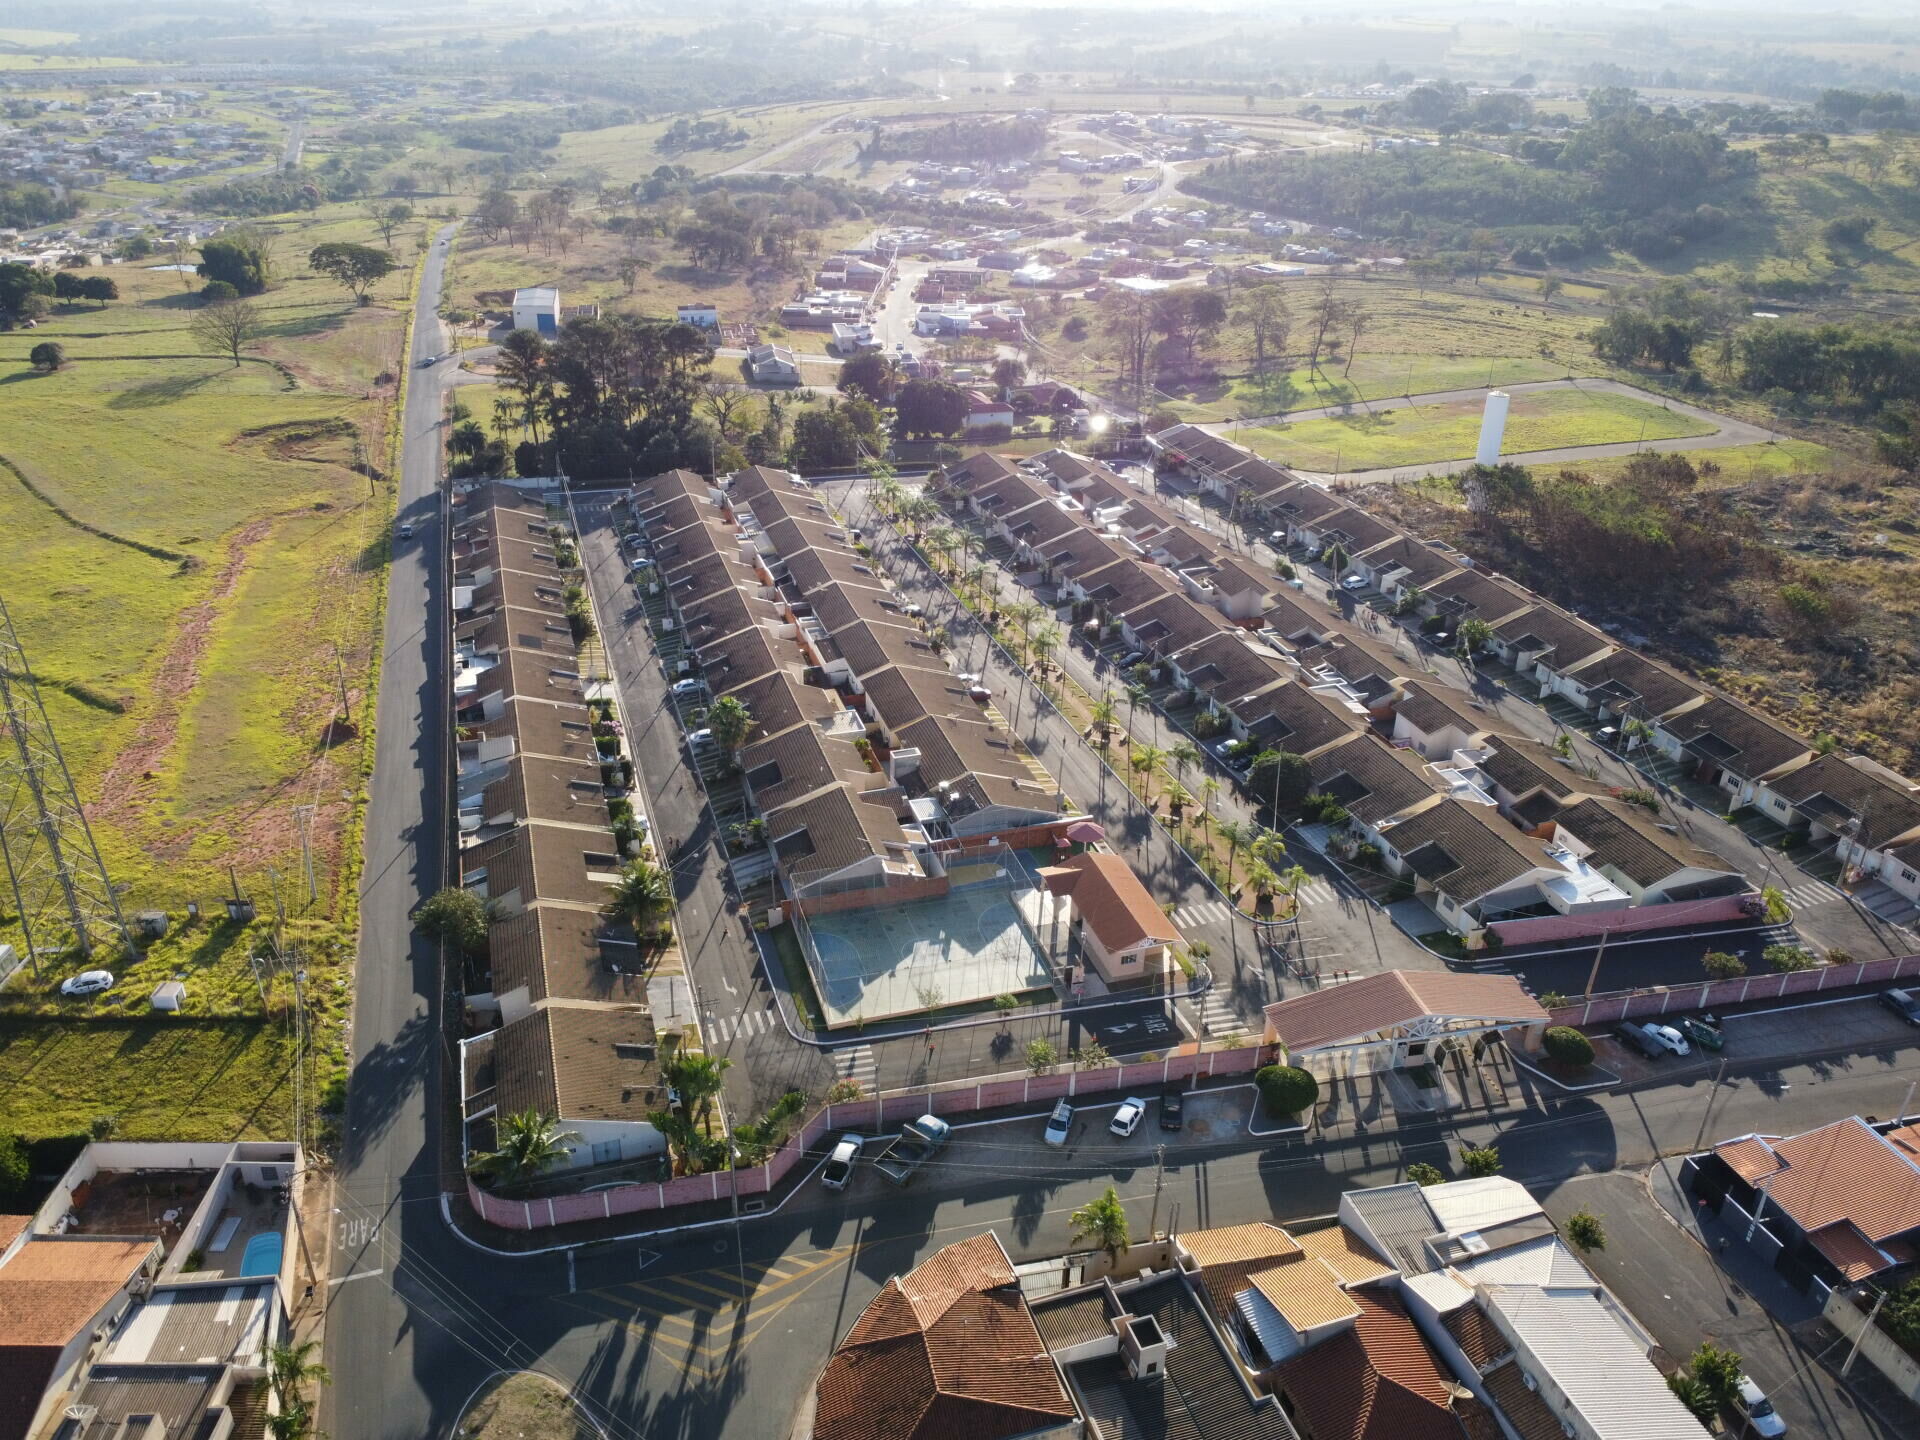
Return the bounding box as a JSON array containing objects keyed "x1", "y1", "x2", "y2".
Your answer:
[{"x1": 1509, "y1": 1055, "x2": 1621, "y2": 1093}]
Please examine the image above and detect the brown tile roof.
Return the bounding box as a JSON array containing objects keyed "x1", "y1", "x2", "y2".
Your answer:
[
  {"x1": 490, "y1": 1004, "x2": 663, "y2": 1123},
  {"x1": 1262, "y1": 590, "x2": 1334, "y2": 644},
  {"x1": 1441, "y1": 1301, "x2": 1512, "y2": 1374},
  {"x1": 767, "y1": 785, "x2": 909, "y2": 883},
  {"x1": 1474, "y1": 733, "x2": 1577, "y2": 805},
  {"x1": 0, "y1": 1238, "x2": 155, "y2": 1345},
  {"x1": 1809, "y1": 1222, "x2": 1890, "y2": 1283},
  {"x1": 1423, "y1": 568, "x2": 1533, "y2": 626},
  {"x1": 1374, "y1": 797, "x2": 1554, "y2": 905},
  {"x1": 1077, "y1": 556, "x2": 1180, "y2": 614},
  {"x1": 478, "y1": 754, "x2": 614, "y2": 829},
  {"x1": 1302, "y1": 502, "x2": 1399, "y2": 554},
  {"x1": 1481, "y1": 1358, "x2": 1565, "y2": 1440},
  {"x1": 1765, "y1": 754, "x2": 1920, "y2": 849},
  {"x1": 1491, "y1": 605, "x2": 1611, "y2": 671},
  {"x1": 473, "y1": 698, "x2": 599, "y2": 765},
  {"x1": 1551, "y1": 795, "x2": 1736, "y2": 888},
  {"x1": 861, "y1": 665, "x2": 993, "y2": 733},
  {"x1": 1041, "y1": 852, "x2": 1179, "y2": 955},
  {"x1": 1249, "y1": 1257, "x2": 1358, "y2": 1331},
  {"x1": 1182, "y1": 1222, "x2": 1303, "y2": 1269},
  {"x1": 1268, "y1": 1290, "x2": 1465, "y2": 1440},
  {"x1": 1292, "y1": 1226, "x2": 1397, "y2": 1285},
  {"x1": 464, "y1": 821, "x2": 621, "y2": 910},
  {"x1": 664, "y1": 549, "x2": 761, "y2": 608},
  {"x1": 1713, "y1": 1117, "x2": 1920, "y2": 1258},
  {"x1": 697, "y1": 624, "x2": 787, "y2": 693},
  {"x1": 1559, "y1": 648, "x2": 1703, "y2": 720},
  {"x1": 1172, "y1": 631, "x2": 1292, "y2": 704},
  {"x1": 680, "y1": 586, "x2": 785, "y2": 648},
  {"x1": 1005, "y1": 499, "x2": 1087, "y2": 550},
  {"x1": 629, "y1": 467, "x2": 712, "y2": 508},
  {"x1": 815, "y1": 1233, "x2": 1075, "y2": 1440},
  {"x1": 741, "y1": 725, "x2": 875, "y2": 814},
  {"x1": 1229, "y1": 679, "x2": 1366, "y2": 754},
  {"x1": 1394, "y1": 682, "x2": 1489, "y2": 745},
  {"x1": 1357, "y1": 534, "x2": 1461, "y2": 590},
  {"x1": 942, "y1": 451, "x2": 1025, "y2": 494},
  {"x1": 1305, "y1": 736, "x2": 1438, "y2": 827},
  {"x1": 485, "y1": 907, "x2": 646, "y2": 1007},
  {"x1": 1264, "y1": 971, "x2": 1546, "y2": 1054},
  {"x1": 1715, "y1": 1136, "x2": 1782, "y2": 1185},
  {"x1": 716, "y1": 670, "x2": 847, "y2": 741},
  {"x1": 457, "y1": 605, "x2": 579, "y2": 659},
  {"x1": 1028, "y1": 527, "x2": 1127, "y2": 579},
  {"x1": 0, "y1": 1218, "x2": 26, "y2": 1256}
]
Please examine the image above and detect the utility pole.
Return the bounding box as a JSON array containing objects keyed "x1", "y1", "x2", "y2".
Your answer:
[
  {"x1": 333, "y1": 644, "x2": 352, "y2": 724},
  {"x1": 1582, "y1": 927, "x2": 1612, "y2": 1000},
  {"x1": 293, "y1": 805, "x2": 318, "y2": 906},
  {"x1": 1842, "y1": 1287, "x2": 1888, "y2": 1377},
  {"x1": 1691, "y1": 1056, "x2": 1730, "y2": 1154},
  {"x1": 1149, "y1": 1143, "x2": 1167, "y2": 1238}
]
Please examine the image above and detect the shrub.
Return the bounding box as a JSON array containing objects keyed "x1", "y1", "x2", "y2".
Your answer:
[
  {"x1": 1459, "y1": 1144, "x2": 1502, "y2": 1178},
  {"x1": 1564, "y1": 1207, "x2": 1606, "y2": 1251},
  {"x1": 1764, "y1": 944, "x2": 1817, "y2": 973},
  {"x1": 0, "y1": 1133, "x2": 27, "y2": 1199},
  {"x1": 1537, "y1": 991, "x2": 1568, "y2": 1009},
  {"x1": 1255, "y1": 1064, "x2": 1318, "y2": 1118},
  {"x1": 1702, "y1": 950, "x2": 1746, "y2": 980},
  {"x1": 1407, "y1": 1162, "x2": 1444, "y2": 1186},
  {"x1": 414, "y1": 886, "x2": 490, "y2": 956},
  {"x1": 1542, "y1": 1026, "x2": 1594, "y2": 1067},
  {"x1": 1026, "y1": 1038, "x2": 1057, "y2": 1073}
]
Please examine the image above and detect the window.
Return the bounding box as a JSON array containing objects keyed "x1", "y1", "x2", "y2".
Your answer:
[
  {"x1": 590, "y1": 1139, "x2": 622, "y2": 1165},
  {"x1": 1904, "y1": 868, "x2": 1918, "y2": 884},
  {"x1": 583, "y1": 851, "x2": 619, "y2": 867},
  {"x1": 1121, "y1": 954, "x2": 1138, "y2": 965}
]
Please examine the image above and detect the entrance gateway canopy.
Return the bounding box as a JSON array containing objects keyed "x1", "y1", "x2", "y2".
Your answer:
[{"x1": 1262, "y1": 970, "x2": 1548, "y2": 1056}]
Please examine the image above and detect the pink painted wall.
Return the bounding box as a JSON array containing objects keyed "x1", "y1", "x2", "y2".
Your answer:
[
  {"x1": 1489, "y1": 891, "x2": 1753, "y2": 947},
  {"x1": 1548, "y1": 953, "x2": 1920, "y2": 1029}
]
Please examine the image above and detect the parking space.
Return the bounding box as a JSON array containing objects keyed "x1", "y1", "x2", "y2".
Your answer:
[
  {"x1": 1589, "y1": 992, "x2": 1920, "y2": 1087},
  {"x1": 1075, "y1": 998, "x2": 1178, "y2": 1056}
]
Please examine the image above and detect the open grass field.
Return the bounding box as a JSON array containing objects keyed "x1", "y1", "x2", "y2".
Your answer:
[
  {"x1": 456, "y1": 1374, "x2": 602, "y2": 1440},
  {"x1": 1239, "y1": 387, "x2": 1714, "y2": 471},
  {"x1": 0, "y1": 205, "x2": 403, "y2": 1101},
  {"x1": 1155, "y1": 354, "x2": 1580, "y2": 422},
  {"x1": 1575, "y1": 439, "x2": 1836, "y2": 487}
]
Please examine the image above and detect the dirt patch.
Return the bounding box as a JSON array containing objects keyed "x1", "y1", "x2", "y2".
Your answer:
[
  {"x1": 455, "y1": 1374, "x2": 602, "y2": 1440},
  {"x1": 93, "y1": 515, "x2": 276, "y2": 827}
]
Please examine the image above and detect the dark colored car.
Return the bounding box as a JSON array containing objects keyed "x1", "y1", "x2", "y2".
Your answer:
[
  {"x1": 1159, "y1": 1091, "x2": 1185, "y2": 1131},
  {"x1": 1882, "y1": 988, "x2": 1920, "y2": 1026}
]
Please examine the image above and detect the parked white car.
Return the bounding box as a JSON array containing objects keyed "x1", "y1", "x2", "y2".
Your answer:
[
  {"x1": 1734, "y1": 1375, "x2": 1787, "y2": 1437},
  {"x1": 671, "y1": 678, "x2": 706, "y2": 698},
  {"x1": 60, "y1": 970, "x2": 114, "y2": 997},
  {"x1": 1043, "y1": 1101, "x2": 1074, "y2": 1148},
  {"x1": 820, "y1": 1134, "x2": 864, "y2": 1191},
  {"x1": 1644, "y1": 1023, "x2": 1692, "y2": 1057},
  {"x1": 1109, "y1": 1097, "x2": 1148, "y2": 1138}
]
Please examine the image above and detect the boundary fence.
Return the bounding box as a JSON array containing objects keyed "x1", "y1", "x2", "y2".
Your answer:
[
  {"x1": 1546, "y1": 952, "x2": 1920, "y2": 1028},
  {"x1": 467, "y1": 1042, "x2": 1268, "y2": 1231}
]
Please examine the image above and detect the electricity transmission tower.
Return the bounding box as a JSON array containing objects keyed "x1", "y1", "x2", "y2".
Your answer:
[{"x1": 0, "y1": 593, "x2": 129, "y2": 970}]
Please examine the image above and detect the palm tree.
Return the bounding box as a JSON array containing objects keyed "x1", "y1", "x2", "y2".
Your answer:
[
  {"x1": 705, "y1": 694, "x2": 754, "y2": 754},
  {"x1": 1125, "y1": 682, "x2": 1150, "y2": 734},
  {"x1": 1251, "y1": 826, "x2": 1288, "y2": 866},
  {"x1": 1169, "y1": 739, "x2": 1204, "y2": 782},
  {"x1": 964, "y1": 562, "x2": 990, "y2": 606},
  {"x1": 1199, "y1": 777, "x2": 1222, "y2": 828},
  {"x1": 1279, "y1": 863, "x2": 1310, "y2": 915},
  {"x1": 663, "y1": 1051, "x2": 732, "y2": 1135},
  {"x1": 1131, "y1": 743, "x2": 1165, "y2": 796},
  {"x1": 470, "y1": 1109, "x2": 580, "y2": 1186},
  {"x1": 607, "y1": 856, "x2": 672, "y2": 928},
  {"x1": 1245, "y1": 860, "x2": 1279, "y2": 904},
  {"x1": 1070, "y1": 1185, "x2": 1131, "y2": 1264},
  {"x1": 1162, "y1": 777, "x2": 1192, "y2": 815},
  {"x1": 1218, "y1": 818, "x2": 1250, "y2": 887},
  {"x1": 874, "y1": 474, "x2": 905, "y2": 523},
  {"x1": 1030, "y1": 622, "x2": 1062, "y2": 673},
  {"x1": 268, "y1": 1339, "x2": 331, "y2": 1418},
  {"x1": 1007, "y1": 600, "x2": 1044, "y2": 659},
  {"x1": 1090, "y1": 690, "x2": 1119, "y2": 745}
]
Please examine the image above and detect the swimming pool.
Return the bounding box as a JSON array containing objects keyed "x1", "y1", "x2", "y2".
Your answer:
[{"x1": 239, "y1": 1232, "x2": 282, "y2": 1278}]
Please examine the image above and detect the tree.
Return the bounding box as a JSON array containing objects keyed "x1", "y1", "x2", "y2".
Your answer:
[
  {"x1": 79, "y1": 275, "x2": 118, "y2": 307},
  {"x1": 1459, "y1": 1144, "x2": 1502, "y2": 1178},
  {"x1": 197, "y1": 228, "x2": 273, "y2": 295},
  {"x1": 200, "y1": 280, "x2": 238, "y2": 304},
  {"x1": 1090, "y1": 691, "x2": 1118, "y2": 744},
  {"x1": 1541, "y1": 1026, "x2": 1594, "y2": 1066},
  {"x1": 895, "y1": 378, "x2": 968, "y2": 439},
  {"x1": 267, "y1": 1339, "x2": 331, "y2": 1419},
  {"x1": 990, "y1": 355, "x2": 1027, "y2": 395},
  {"x1": 1667, "y1": 1372, "x2": 1716, "y2": 1425},
  {"x1": 28, "y1": 341, "x2": 64, "y2": 372},
  {"x1": 1881, "y1": 1277, "x2": 1920, "y2": 1348},
  {"x1": 1455, "y1": 461, "x2": 1534, "y2": 517},
  {"x1": 1025, "y1": 1037, "x2": 1057, "y2": 1073},
  {"x1": 1306, "y1": 279, "x2": 1346, "y2": 373},
  {"x1": 309, "y1": 242, "x2": 397, "y2": 305},
  {"x1": 788, "y1": 405, "x2": 863, "y2": 472},
  {"x1": 1069, "y1": 1185, "x2": 1131, "y2": 1263},
  {"x1": 1247, "y1": 749, "x2": 1311, "y2": 813},
  {"x1": 607, "y1": 857, "x2": 673, "y2": 928},
  {"x1": 1168, "y1": 739, "x2": 1203, "y2": 781},
  {"x1": 190, "y1": 298, "x2": 262, "y2": 366},
  {"x1": 1759, "y1": 885, "x2": 1791, "y2": 924},
  {"x1": 1343, "y1": 300, "x2": 1369, "y2": 378},
  {"x1": 1456, "y1": 618, "x2": 1493, "y2": 656},
  {"x1": 415, "y1": 886, "x2": 491, "y2": 955},
  {"x1": 1255, "y1": 1064, "x2": 1318, "y2": 1118},
  {"x1": 0, "y1": 260, "x2": 54, "y2": 325},
  {"x1": 662, "y1": 1052, "x2": 731, "y2": 1134},
  {"x1": 1702, "y1": 949, "x2": 1746, "y2": 980},
  {"x1": 1235, "y1": 286, "x2": 1292, "y2": 399},
  {"x1": 470, "y1": 1109, "x2": 579, "y2": 1186},
  {"x1": 1687, "y1": 1342, "x2": 1744, "y2": 1410},
  {"x1": 704, "y1": 694, "x2": 755, "y2": 754},
  {"x1": 1564, "y1": 1207, "x2": 1606, "y2": 1252},
  {"x1": 366, "y1": 200, "x2": 413, "y2": 248},
  {"x1": 838, "y1": 350, "x2": 900, "y2": 405},
  {"x1": 1406, "y1": 1162, "x2": 1444, "y2": 1187},
  {"x1": 994, "y1": 993, "x2": 1020, "y2": 1028},
  {"x1": 1764, "y1": 943, "x2": 1817, "y2": 973},
  {"x1": 0, "y1": 1132, "x2": 26, "y2": 1199}
]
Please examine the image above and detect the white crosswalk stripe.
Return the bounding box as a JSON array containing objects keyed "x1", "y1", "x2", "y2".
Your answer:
[
  {"x1": 1198, "y1": 991, "x2": 1250, "y2": 1038},
  {"x1": 705, "y1": 1008, "x2": 779, "y2": 1044},
  {"x1": 1777, "y1": 877, "x2": 1845, "y2": 909},
  {"x1": 833, "y1": 1044, "x2": 878, "y2": 1092},
  {"x1": 1174, "y1": 899, "x2": 1233, "y2": 928}
]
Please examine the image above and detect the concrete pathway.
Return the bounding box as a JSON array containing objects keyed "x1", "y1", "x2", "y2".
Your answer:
[{"x1": 1201, "y1": 376, "x2": 1781, "y2": 482}]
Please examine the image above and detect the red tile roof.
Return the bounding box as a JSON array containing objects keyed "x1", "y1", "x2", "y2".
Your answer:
[
  {"x1": 814, "y1": 1233, "x2": 1075, "y2": 1440},
  {"x1": 0, "y1": 1237, "x2": 156, "y2": 1440},
  {"x1": 1268, "y1": 1290, "x2": 1466, "y2": 1440},
  {"x1": 1263, "y1": 971, "x2": 1546, "y2": 1055},
  {"x1": 1808, "y1": 1222, "x2": 1890, "y2": 1283},
  {"x1": 1040, "y1": 852, "x2": 1179, "y2": 954},
  {"x1": 1713, "y1": 1117, "x2": 1920, "y2": 1260}
]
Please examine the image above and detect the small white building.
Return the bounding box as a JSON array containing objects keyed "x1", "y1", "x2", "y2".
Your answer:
[
  {"x1": 511, "y1": 285, "x2": 561, "y2": 338},
  {"x1": 676, "y1": 302, "x2": 719, "y2": 331},
  {"x1": 748, "y1": 343, "x2": 801, "y2": 385}
]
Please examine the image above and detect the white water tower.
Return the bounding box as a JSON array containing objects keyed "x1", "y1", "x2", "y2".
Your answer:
[{"x1": 1475, "y1": 390, "x2": 1511, "y2": 466}]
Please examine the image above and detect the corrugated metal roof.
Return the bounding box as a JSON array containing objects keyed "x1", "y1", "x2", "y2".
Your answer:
[
  {"x1": 1451, "y1": 1236, "x2": 1594, "y2": 1290},
  {"x1": 1423, "y1": 1177, "x2": 1542, "y2": 1233},
  {"x1": 1344, "y1": 1185, "x2": 1441, "y2": 1275},
  {"x1": 1481, "y1": 1285, "x2": 1702, "y2": 1440},
  {"x1": 1235, "y1": 1286, "x2": 1306, "y2": 1366}
]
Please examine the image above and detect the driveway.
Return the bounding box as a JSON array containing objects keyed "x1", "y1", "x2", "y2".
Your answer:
[{"x1": 1540, "y1": 1170, "x2": 1906, "y2": 1439}]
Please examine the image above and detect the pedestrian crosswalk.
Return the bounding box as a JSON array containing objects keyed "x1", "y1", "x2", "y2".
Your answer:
[
  {"x1": 1773, "y1": 876, "x2": 1845, "y2": 910},
  {"x1": 1197, "y1": 990, "x2": 1250, "y2": 1039},
  {"x1": 832, "y1": 1043, "x2": 877, "y2": 1095},
  {"x1": 704, "y1": 1007, "x2": 781, "y2": 1045},
  {"x1": 1173, "y1": 880, "x2": 1337, "y2": 931}
]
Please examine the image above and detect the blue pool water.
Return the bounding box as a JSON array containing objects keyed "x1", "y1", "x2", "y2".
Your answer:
[{"x1": 239, "y1": 1232, "x2": 282, "y2": 1278}]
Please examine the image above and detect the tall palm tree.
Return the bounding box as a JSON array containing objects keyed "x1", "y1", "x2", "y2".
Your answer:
[
  {"x1": 1245, "y1": 860, "x2": 1279, "y2": 903},
  {"x1": 1030, "y1": 622, "x2": 1062, "y2": 672},
  {"x1": 1169, "y1": 739, "x2": 1204, "y2": 782},
  {"x1": 964, "y1": 563, "x2": 990, "y2": 606},
  {"x1": 1125, "y1": 682, "x2": 1150, "y2": 734},
  {"x1": 705, "y1": 693, "x2": 754, "y2": 754},
  {"x1": 1090, "y1": 690, "x2": 1119, "y2": 745},
  {"x1": 663, "y1": 1051, "x2": 732, "y2": 1135},
  {"x1": 1199, "y1": 777, "x2": 1222, "y2": 827},
  {"x1": 471, "y1": 1109, "x2": 580, "y2": 1187},
  {"x1": 1280, "y1": 863, "x2": 1311, "y2": 938},
  {"x1": 268, "y1": 1339, "x2": 331, "y2": 1418},
  {"x1": 607, "y1": 856, "x2": 672, "y2": 928},
  {"x1": 1161, "y1": 777, "x2": 1192, "y2": 814},
  {"x1": 1070, "y1": 1185, "x2": 1131, "y2": 1264},
  {"x1": 1131, "y1": 743, "x2": 1165, "y2": 794},
  {"x1": 1217, "y1": 818, "x2": 1250, "y2": 887},
  {"x1": 1251, "y1": 826, "x2": 1288, "y2": 866}
]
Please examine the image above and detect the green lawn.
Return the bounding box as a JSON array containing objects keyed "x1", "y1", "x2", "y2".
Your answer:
[
  {"x1": 0, "y1": 1016, "x2": 298, "y2": 1141},
  {"x1": 1239, "y1": 388, "x2": 1717, "y2": 472},
  {"x1": 1157, "y1": 353, "x2": 1583, "y2": 423},
  {"x1": 1575, "y1": 439, "x2": 1835, "y2": 486}
]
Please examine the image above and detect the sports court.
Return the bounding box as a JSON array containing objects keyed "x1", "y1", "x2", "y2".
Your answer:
[{"x1": 797, "y1": 862, "x2": 1055, "y2": 1026}]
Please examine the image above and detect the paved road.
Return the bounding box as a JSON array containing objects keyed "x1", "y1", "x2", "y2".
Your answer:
[
  {"x1": 1202, "y1": 376, "x2": 1780, "y2": 480},
  {"x1": 324, "y1": 225, "x2": 476, "y2": 1440}
]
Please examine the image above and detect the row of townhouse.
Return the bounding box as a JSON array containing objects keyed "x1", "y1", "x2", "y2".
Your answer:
[
  {"x1": 625, "y1": 467, "x2": 1167, "y2": 990},
  {"x1": 810, "y1": 1173, "x2": 1699, "y2": 1440},
  {"x1": 448, "y1": 486, "x2": 673, "y2": 1179},
  {"x1": 940, "y1": 449, "x2": 1764, "y2": 942},
  {"x1": 1148, "y1": 424, "x2": 1920, "y2": 922}
]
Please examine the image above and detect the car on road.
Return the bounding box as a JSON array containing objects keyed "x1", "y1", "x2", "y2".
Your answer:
[
  {"x1": 1109, "y1": 1097, "x2": 1148, "y2": 1138},
  {"x1": 1267, "y1": 531, "x2": 1288, "y2": 548},
  {"x1": 687, "y1": 728, "x2": 715, "y2": 750},
  {"x1": 1643, "y1": 1022, "x2": 1691, "y2": 1057},
  {"x1": 670, "y1": 678, "x2": 706, "y2": 698},
  {"x1": 1044, "y1": 1101, "x2": 1074, "y2": 1148},
  {"x1": 1733, "y1": 1375, "x2": 1787, "y2": 1437},
  {"x1": 396, "y1": 522, "x2": 413, "y2": 541},
  {"x1": 60, "y1": 970, "x2": 114, "y2": 997},
  {"x1": 1677, "y1": 1015, "x2": 1724, "y2": 1051},
  {"x1": 416, "y1": 353, "x2": 439, "y2": 368},
  {"x1": 820, "y1": 1134, "x2": 864, "y2": 1191},
  {"x1": 902, "y1": 602, "x2": 925, "y2": 618},
  {"x1": 1339, "y1": 573, "x2": 1369, "y2": 591},
  {"x1": 1159, "y1": 1091, "x2": 1185, "y2": 1131},
  {"x1": 1882, "y1": 988, "x2": 1920, "y2": 1025},
  {"x1": 967, "y1": 684, "x2": 992, "y2": 702}
]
